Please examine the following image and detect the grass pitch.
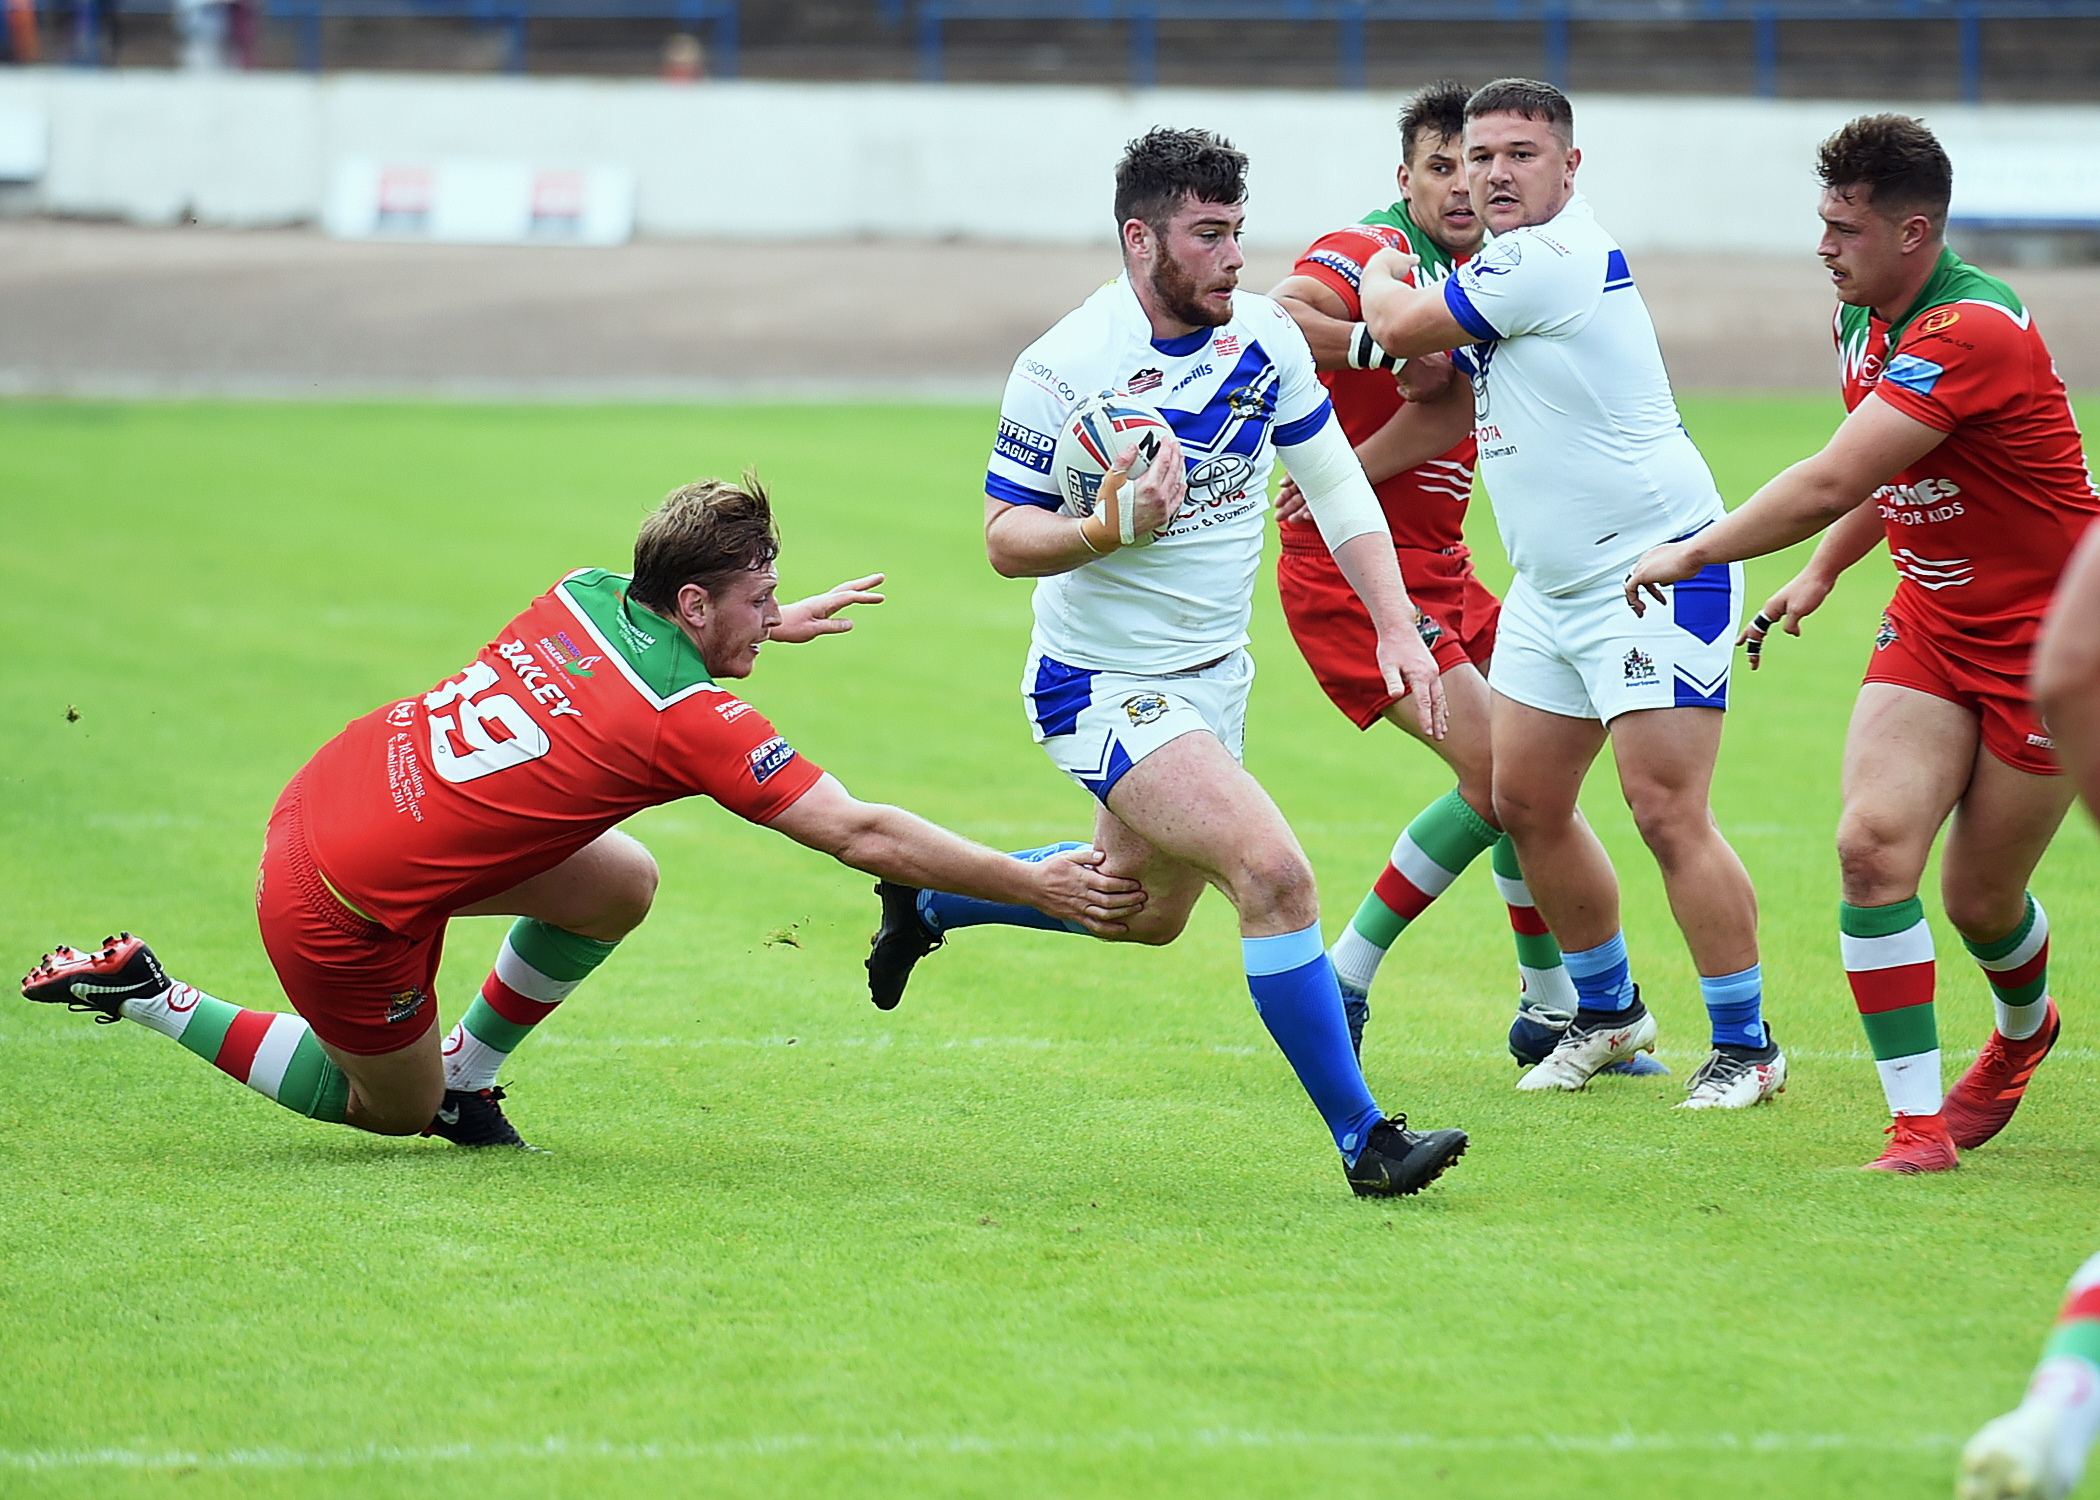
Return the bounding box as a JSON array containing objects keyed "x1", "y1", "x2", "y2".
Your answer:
[{"x1": 2, "y1": 397, "x2": 2096, "y2": 1499}]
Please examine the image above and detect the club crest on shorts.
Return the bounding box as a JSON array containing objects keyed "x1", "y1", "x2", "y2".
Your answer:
[
  {"x1": 1875, "y1": 613, "x2": 1900, "y2": 651},
  {"x1": 1414, "y1": 608, "x2": 1445, "y2": 648},
  {"x1": 1122, "y1": 692, "x2": 1170, "y2": 726},
  {"x1": 1622, "y1": 648, "x2": 1658, "y2": 686},
  {"x1": 385, "y1": 987, "x2": 429, "y2": 1024}
]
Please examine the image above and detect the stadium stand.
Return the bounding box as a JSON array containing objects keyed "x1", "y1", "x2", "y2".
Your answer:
[{"x1": 10, "y1": 0, "x2": 2100, "y2": 99}]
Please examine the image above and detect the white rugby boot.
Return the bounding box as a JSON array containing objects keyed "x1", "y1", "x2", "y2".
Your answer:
[
  {"x1": 1677, "y1": 1039, "x2": 1788, "y2": 1109},
  {"x1": 1515, "y1": 1003, "x2": 1659, "y2": 1092},
  {"x1": 1959, "y1": 1394, "x2": 2087, "y2": 1500}
]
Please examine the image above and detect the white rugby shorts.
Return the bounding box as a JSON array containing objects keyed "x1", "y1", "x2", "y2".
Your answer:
[
  {"x1": 1023, "y1": 648, "x2": 1253, "y2": 802},
  {"x1": 1490, "y1": 559, "x2": 1742, "y2": 723}
]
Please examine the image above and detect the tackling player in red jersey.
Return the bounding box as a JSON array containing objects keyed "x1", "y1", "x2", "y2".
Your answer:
[
  {"x1": 1264, "y1": 80, "x2": 1640, "y2": 1078},
  {"x1": 22, "y1": 477, "x2": 1142, "y2": 1149},
  {"x1": 1628, "y1": 114, "x2": 2099, "y2": 1171}
]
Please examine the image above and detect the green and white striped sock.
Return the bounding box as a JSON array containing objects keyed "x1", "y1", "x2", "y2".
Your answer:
[
  {"x1": 1841, "y1": 897, "x2": 1941, "y2": 1116},
  {"x1": 1963, "y1": 893, "x2": 2052, "y2": 1042},
  {"x1": 442, "y1": 919, "x2": 618, "y2": 1092},
  {"x1": 1489, "y1": 834, "x2": 1578, "y2": 1014},
  {"x1": 1329, "y1": 789, "x2": 1500, "y2": 995},
  {"x1": 121, "y1": 983, "x2": 348, "y2": 1123}
]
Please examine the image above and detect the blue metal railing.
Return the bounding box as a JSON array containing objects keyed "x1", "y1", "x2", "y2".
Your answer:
[
  {"x1": 44, "y1": 0, "x2": 738, "y2": 74},
  {"x1": 903, "y1": 0, "x2": 2100, "y2": 101}
]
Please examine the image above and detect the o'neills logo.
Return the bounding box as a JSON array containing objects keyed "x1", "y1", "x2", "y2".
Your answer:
[
  {"x1": 167, "y1": 984, "x2": 198, "y2": 1013},
  {"x1": 1916, "y1": 307, "x2": 1961, "y2": 335}
]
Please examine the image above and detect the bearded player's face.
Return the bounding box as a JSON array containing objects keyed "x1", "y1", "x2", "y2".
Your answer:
[
  {"x1": 1142, "y1": 197, "x2": 1245, "y2": 329},
  {"x1": 689, "y1": 565, "x2": 782, "y2": 679}
]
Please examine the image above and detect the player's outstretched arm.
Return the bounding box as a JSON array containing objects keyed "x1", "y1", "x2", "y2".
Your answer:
[
  {"x1": 771, "y1": 574, "x2": 885, "y2": 644},
  {"x1": 1359, "y1": 248, "x2": 1475, "y2": 360},
  {"x1": 1624, "y1": 393, "x2": 1946, "y2": 614},
  {"x1": 766, "y1": 774, "x2": 1146, "y2": 935},
  {"x1": 2036, "y1": 521, "x2": 2100, "y2": 812},
  {"x1": 1736, "y1": 503, "x2": 1886, "y2": 669},
  {"x1": 1270, "y1": 273, "x2": 1360, "y2": 372}
]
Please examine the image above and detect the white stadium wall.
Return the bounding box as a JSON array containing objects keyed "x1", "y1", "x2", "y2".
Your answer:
[{"x1": 2, "y1": 69, "x2": 2098, "y2": 254}]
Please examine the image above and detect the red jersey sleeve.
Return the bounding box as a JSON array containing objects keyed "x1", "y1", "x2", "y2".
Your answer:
[
  {"x1": 659, "y1": 692, "x2": 824, "y2": 824},
  {"x1": 1290, "y1": 224, "x2": 1415, "y2": 317},
  {"x1": 1872, "y1": 304, "x2": 2024, "y2": 435}
]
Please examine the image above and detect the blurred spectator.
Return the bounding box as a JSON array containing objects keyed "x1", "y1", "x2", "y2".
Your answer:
[
  {"x1": 67, "y1": 0, "x2": 114, "y2": 64},
  {"x1": 175, "y1": 0, "x2": 232, "y2": 66},
  {"x1": 662, "y1": 31, "x2": 704, "y2": 82},
  {"x1": 228, "y1": 0, "x2": 258, "y2": 66},
  {"x1": 2, "y1": 0, "x2": 39, "y2": 63}
]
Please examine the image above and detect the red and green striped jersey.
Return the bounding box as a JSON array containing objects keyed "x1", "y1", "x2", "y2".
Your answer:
[
  {"x1": 301, "y1": 568, "x2": 824, "y2": 938},
  {"x1": 1284, "y1": 198, "x2": 1477, "y2": 553},
  {"x1": 1837, "y1": 247, "x2": 2099, "y2": 653}
]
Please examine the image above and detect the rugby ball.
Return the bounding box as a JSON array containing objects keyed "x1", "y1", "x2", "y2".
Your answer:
[{"x1": 1054, "y1": 390, "x2": 1175, "y2": 547}]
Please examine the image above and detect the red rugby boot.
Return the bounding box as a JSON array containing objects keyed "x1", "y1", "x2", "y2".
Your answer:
[
  {"x1": 1942, "y1": 1002, "x2": 2060, "y2": 1150},
  {"x1": 1862, "y1": 1111, "x2": 1959, "y2": 1174}
]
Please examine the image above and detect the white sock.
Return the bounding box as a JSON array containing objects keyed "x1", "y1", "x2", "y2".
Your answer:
[
  {"x1": 1876, "y1": 1050, "x2": 1944, "y2": 1116},
  {"x1": 1329, "y1": 929, "x2": 1382, "y2": 995},
  {"x1": 1997, "y1": 994, "x2": 2051, "y2": 1043},
  {"x1": 118, "y1": 982, "x2": 196, "y2": 1040},
  {"x1": 442, "y1": 1024, "x2": 511, "y2": 1092},
  {"x1": 2024, "y1": 1356, "x2": 2100, "y2": 1490}
]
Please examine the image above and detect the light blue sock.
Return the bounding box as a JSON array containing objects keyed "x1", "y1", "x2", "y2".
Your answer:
[
  {"x1": 1700, "y1": 963, "x2": 1767, "y2": 1049},
  {"x1": 1563, "y1": 932, "x2": 1636, "y2": 1015},
  {"x1": 917, "y1": 842, "x2": 1090, "y2": 935},
  {"x1": 1245, "y1": 924, "x2": 1384, "y2": 1164}
]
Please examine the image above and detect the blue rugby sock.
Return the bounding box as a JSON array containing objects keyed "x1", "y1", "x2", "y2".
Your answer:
[
  {"x1": 917, "y1": 842, "x2": 1090, "y2": 935},
  {"x1": 1700, "y1": 963, "x2": 1767, "y2": 1049},
  {"x1": 1245, "y1": 924, "x2": 1383, "y2": 1164},
  {"x1": 1563, "y1": 931, "x2": 1637, "y2": 1015}
]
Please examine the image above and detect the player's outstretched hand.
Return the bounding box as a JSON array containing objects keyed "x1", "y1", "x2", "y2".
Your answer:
[
  {"x1": 1737, "y1": 569, "x2": 1833, "y2": 670},
  {"x1": 1272, "y1": 477, "x2": 1310, "y2": 527},
  {"x1": 1380, "y1": 628, "x2": 1448, "y2": 740},
  {"x1": 1121, "y1": 433, "x2": 1187, "y2": 539},
  {"x1": 772, "y1": 574, "x2": 886, "y2": 643},
  {"x1": 1622, "y1": 543, "x2": 1703, "y2": 616},
  {"x1": 1031, "y1": 847, "x2": 1147, "y2": 937}
]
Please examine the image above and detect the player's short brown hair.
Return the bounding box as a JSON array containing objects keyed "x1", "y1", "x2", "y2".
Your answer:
[
  {"x1": 1465, "y1": 77, "x2": 1574, "y2": 147},
  {"x1": 629, "y1": 472, "x2": 781, "y2": 613},
  {"x1": 1113, "y1": 126, "x2": 1248, "y2": 236},
  {"x1": 1817, "y1": 114, "x2": 1952, "y2": 233},
  {"x1": 1399, "y1": 79, "x2": 1470, "y2": 166}
]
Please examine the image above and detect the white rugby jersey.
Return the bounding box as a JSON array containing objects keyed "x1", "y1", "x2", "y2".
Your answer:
[
  {"x1": 987, "y1": 274, "x2": 1335, "y2": 673},
  {"x1": 1442, "y1": 194, "x2": 1724, "y2": 597}
]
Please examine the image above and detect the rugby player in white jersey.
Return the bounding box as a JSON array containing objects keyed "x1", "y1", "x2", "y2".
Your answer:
[
  {"x1": 1355, "y1": 78, "x2": 1782, "y2": 1106},
  {"x1": 1262, "y1": 78, "x2": 1665, "y2": 1082},
  {"x1": 866, "y1": 127, "x2": 1470, "y2": 1197}
]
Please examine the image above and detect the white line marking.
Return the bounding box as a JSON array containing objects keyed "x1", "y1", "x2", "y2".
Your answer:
[
  {"x1": 0, "y1": 1428, "x2": 1962, "y2": 1471},
  {"x1": 11, "y1": 1029, "x2": 2091, "y2": 1067}
]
